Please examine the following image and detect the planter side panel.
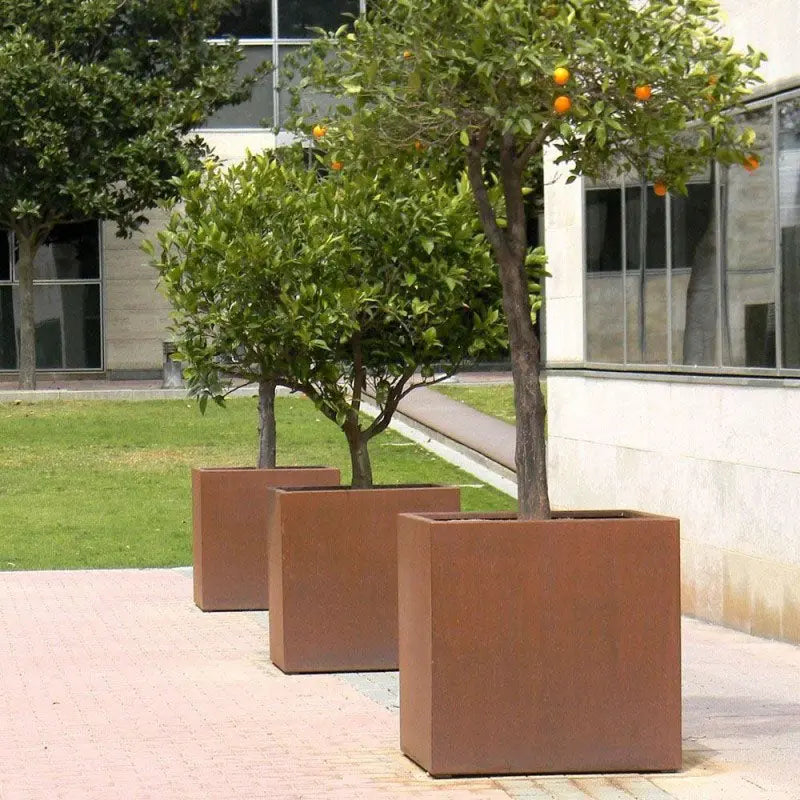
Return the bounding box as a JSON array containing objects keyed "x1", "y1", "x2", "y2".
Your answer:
[
  {"x1": 271, "y1": 486, "x2": 460, "y2": 672},
  {"x1": 193, "y1": 467, "x2": 339, "y2": 611},
  {"x1": 398, "y1": 514, "x2": 433, "y2": 770},
  {"x1": 418, "y1": 515, "x2": 681, "y2": 776}
]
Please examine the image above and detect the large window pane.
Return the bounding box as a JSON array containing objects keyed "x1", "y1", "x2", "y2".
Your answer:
[
  {"x1": 204, "y1": 46, "x2": 273, "y2": 128},
  {"x1": 585, "y1": 188, "x2": 625, "y2": 362},
  {"x1": 2, "y1": 285, "x2": 101, "y2": 370},
  {"x1": 721, "y1": 106, "x2": 777, "y2": 368},
  {"x1": 779, "y1": 97, "x2": 800, "y2": 369},
  {"x1": 0, "y1": 233, "x2": 9, "y2": 282},
  {"x1": 216, "y1": 0, "x2": 271, "y2": 38},
  {"x1": 625, "y1": 183, "x2": 668, "y2": 363},
  {"x1": 13, "y1": 221, "x2": 100, "y2": 281},
  {"x1": 671, "y1": 176, "x2": 717, "y2": 366},
  {"x1": 278, "y1": 0, "x2": 359, "y2": 38},
  {"x1": 278, "y1": 45, "x2": 340, "y2": 126}
]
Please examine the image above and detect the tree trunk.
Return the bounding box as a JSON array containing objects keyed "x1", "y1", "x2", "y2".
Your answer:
[
  {"x1": 257, "y1": 377, "x2": 277, "y2": 468},
  {"x1": 344, "y1": 413, "x2": 373, "y2": 488},
  {"x1": 465, "y1": 134, "x2": 550, "y2": 520},
  {"x1": 682, "y1": 220, "x2": 717, "y2": 365},
  {"x1": 16, "y1": 233, "x2": 37, "y2": 390},
  {"x1": 497, "y1": 250, "x2": 551, "y2": 520}
]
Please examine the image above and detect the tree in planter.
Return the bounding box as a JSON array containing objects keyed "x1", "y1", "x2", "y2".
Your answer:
[
  {"x1": 297, "y1": 0, "x2": 765, "y2": 517},
  {"x1": 151, "y1": 151, "x2": 352, "y2": 468},
  {"x1": 0, "y1": 0, "x2": 257, "y2": 389},
  {"x1": 296, "y1": 154, "x2": 508, "y2": 487}
]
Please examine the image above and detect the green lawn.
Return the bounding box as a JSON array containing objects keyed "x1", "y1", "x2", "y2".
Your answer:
[
  {"x1": 0, "y1": 396, "x2": 514, "y2": 571},
  {"x1": 433, "y1": 383, "x2": 517, "y2": 424}
]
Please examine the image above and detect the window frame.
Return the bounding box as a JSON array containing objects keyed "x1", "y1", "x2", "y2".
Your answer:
[{"x1": 581, "y1": 85, "x2": 800, "y2": 379}]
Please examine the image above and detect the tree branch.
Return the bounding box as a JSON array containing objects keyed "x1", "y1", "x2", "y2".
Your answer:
[{"x1": 515, "y1": 121, "x2": 553, "y2": 172}]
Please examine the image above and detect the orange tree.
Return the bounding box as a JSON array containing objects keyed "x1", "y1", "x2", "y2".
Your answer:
[{"x1": 298, "y1": 0, "x2": 765, "y2": 518}]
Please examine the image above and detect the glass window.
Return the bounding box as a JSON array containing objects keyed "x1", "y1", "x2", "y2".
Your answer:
[
  {"x1": 585, "y1": 188, "x2": 624, "y2": 363},
  {"x1": 671, "y1": 177, "x2": 716, "y2": 366},
  {"x1": 779, "y1": 97, "x2": 800, "y2": 369},
  {"x1": 625, "y1": 183, "x2": 668, "y2": 364},
  {"x1": 0, "y1": 233, "x2": 10, "y2": 282},
  {"x1": 204, "y1": 46, "x2": 274, "y2": 128},
  {"x1": 0, "y1": 285, "x2": 101, "y2": 370},
  {"x1": 278, "y1": 0, "x2": 359, "y2": 38},
  {"x1": 721, "y1": 106, "x2": 777, "y2": 368},
  {"x1": 13, "y1": 221, "x2": 100, "y2": 281},
  {"x1": 216, "y1": 0, "x2": 271, "y2": 38},
  {"x1": 278, "y1": 45, "x2": 340, "y2": 126}
]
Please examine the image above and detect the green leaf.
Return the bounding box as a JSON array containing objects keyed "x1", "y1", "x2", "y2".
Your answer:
[{"x1": 459, "y1": 130, "x2": 470, "y2": 147}]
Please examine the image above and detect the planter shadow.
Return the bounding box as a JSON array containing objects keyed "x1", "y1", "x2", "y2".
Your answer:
[
  {"x1": 268, "y1": 484, "x2": 460, "y2": 673},
  {"x1": 398, "y1": 510, "x2": 682, "y2": 776},
  {"x1": 192, "y1": 466, "x2": 340, "y2": 611}
]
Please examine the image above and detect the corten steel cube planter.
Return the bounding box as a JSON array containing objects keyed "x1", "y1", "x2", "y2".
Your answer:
[
  {"x1": 398, "y1": 510, "x2": 682, "y2": 777},
  {"x1": 192, "y1": 466, "x2": 340, "y2": 611},
  {"x1": 268, "y1": 485, "x2": 460, "y2": 673}
]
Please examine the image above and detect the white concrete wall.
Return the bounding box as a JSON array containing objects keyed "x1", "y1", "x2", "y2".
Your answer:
[
  {"x1": 543, "y1": 1, "x2": 800, "y2": 642},
  {"x1": 547, "y1": 374, "x2": 800, "y2": 642}
]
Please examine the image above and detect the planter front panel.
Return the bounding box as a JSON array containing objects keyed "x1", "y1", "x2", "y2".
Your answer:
[
  {"x1": 269, "y1": 486, "x2": 460, "y2": 673},
  {"x1": 192, "y1": 467, "x2": 340, "y2": 611},
  {"x1": 398, "y1": 512, "x2": 681, "y2": 776}
]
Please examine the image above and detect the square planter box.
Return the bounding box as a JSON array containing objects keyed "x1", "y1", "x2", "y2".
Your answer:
[
  {"x1": 398, "y1": 510, "x2": 681, "y2": 776},
  {"x1": 268, "y1": 484, "x2": 461, "y2": 673},
  {"x1": 192, "y1": 466, "x2": 340, "y2": 611}
]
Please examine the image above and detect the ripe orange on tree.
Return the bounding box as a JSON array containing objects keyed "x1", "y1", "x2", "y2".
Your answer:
[
  {"x1": 653, "y1": 181, "x2": 667, "y2": 196},
  {"x1": 553, "y1": 67, "x2": 570, "y2": 86},
  {"x1": 312, "y1": 124, "x2": 327, "y2": 139},
  {"x1": 414, "y1": 140, "x2": 426, "y2": 151},
  {"x1": 744, "y1": 154, "x2": 760, "y2": 173},
  {"x1": 553, "y1": 95, "x2": 571, "y2": 114},
  {"x1": 331, "y1": 160, "x2": 344, "y2": 171},
  {"x1": 403, "y1": 50, "x2": 412, "y2": 59},
  {"x1": 635, "y1": 84, "x2": 652, "y2": 101}
]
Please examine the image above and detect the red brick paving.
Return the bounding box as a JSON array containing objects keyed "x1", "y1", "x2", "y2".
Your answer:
[{"x1": 0, "y1": 569, "x2": 510, "y2": 800}]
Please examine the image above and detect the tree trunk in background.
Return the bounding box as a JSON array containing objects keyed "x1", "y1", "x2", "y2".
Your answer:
[
  {"x1": 257, "y1": 378, "x2": 277, "y2": 468},
  {"x1": 682, "y1": 220, "x2": 717, "y2": 365},
  {"x1": 344, "y1": 413, "x2": 373, "y2": 489},
  {"x1": 16, "y1": 233, "x2": 37, "y2": 390}
]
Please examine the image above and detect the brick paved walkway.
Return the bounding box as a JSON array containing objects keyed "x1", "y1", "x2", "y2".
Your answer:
[{"x1": 1, "y1": 568, "x2": 798, "y2": 799}]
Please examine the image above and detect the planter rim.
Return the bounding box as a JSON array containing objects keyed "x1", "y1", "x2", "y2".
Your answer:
[
  {"x1": 271, "y1": 483, "x2": 452, "y2": 495},
  {"x1": 193, "y1": 465, "x2": 333, "y2": 474},
  {"x1": 398, "y1": 509, "x2": 679, "y2": 524}
]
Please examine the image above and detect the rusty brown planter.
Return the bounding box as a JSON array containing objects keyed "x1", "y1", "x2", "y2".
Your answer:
[
  {"x1": 398, "y1": 510, "x2": 681, "y2": 777},
  {"x1": 192, "y1": 466, "x2": 340, "y2": 611},
  {"x1": 268, "y1": 485, "x2": 460, "y2": 673}
]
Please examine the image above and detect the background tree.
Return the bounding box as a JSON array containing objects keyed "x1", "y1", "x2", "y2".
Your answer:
[
  {"x1": 151, "y1": 151, "x2": 351, "y2": 468},
  {"x1": 0, "y1": 0, "x2": 257, "y2": 389},
  {"x1": 298, "y1": 0, "x2": 765, "y2": 517}
]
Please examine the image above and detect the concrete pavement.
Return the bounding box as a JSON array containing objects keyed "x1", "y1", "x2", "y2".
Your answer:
[{"x1": 1, "y1": 567, "x2": 799, "y2": 800}]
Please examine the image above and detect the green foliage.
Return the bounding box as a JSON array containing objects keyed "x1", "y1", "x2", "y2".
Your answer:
[
  {"x1": 0, "y1": 0, "x2": 255, "y2": 238},
  {"x1": 152, "y1": 149, "x2": 349, "y2": 407},
  {"x1": 300, "y1": 0, "x2": 765, "y2": 186}
]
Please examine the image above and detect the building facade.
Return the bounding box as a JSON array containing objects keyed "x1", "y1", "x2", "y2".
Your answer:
[{"x1": 544, "y1": 0, "x2": 800, "y2": 643}]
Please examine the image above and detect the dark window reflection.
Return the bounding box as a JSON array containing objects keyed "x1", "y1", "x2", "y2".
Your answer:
[
  {"x1": 0, "y1": 233, "x2": 9, "y2": 282},
  {"x1": 586, "y1": 189, "x2": 622, "y2": 272},
  {"x1": 779, "y1": 97, "x2": 800, "y2": 368},
  {"x1": 0, "y1": 285, "x2": 101, "y2": 370},
  {"x1": 278, "y1": 0, "x2": 359, "y2": 38},
  {"x1": 216, "y1": 0, "x2": 271, "y2": 38},
  {"x1": 204, "y1": 46, "x2": 273, "y2": 128}
]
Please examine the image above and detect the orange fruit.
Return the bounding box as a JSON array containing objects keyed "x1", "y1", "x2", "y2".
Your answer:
[
  {"x1": 653, "y1": 181, "x2": 667, "y2": 197},
  {"x1": 553, "y1": 95, "x2": 571, "y2": 114},
  {"x1": 331, "y1": 160, "x2": 343, "y2": 171},
  {"x1": 635, "y1": 84, "x2": 652, "y2": 101},
  {"x1": 312, "y1": 124, "x2": 327, "y2": 139},
  {"x1": 744, "y1": 154, "x2": 760, "y2": 173},
  {"x1": 403, "y1": 50, "x2": 412, "y2": 59},
  {"x1": 553, "y1": 67, "x2": 570, "y2": 86},
  {"x1": 414, "y1": 139, "x2": 425, "y2": 151}
]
